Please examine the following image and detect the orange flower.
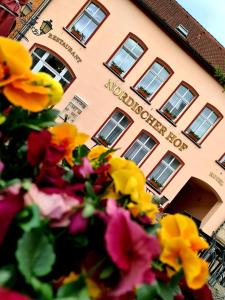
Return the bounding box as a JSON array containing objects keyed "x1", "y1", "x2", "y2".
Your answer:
[
  {"x1": 0, "y1": 38, "x2": 63, "y2": 112},
  {"x1": 0, "y1": 37, "x2": 32, "y2": 86},
  {"x1": 49, "y1": 123, "x2": 89, "y2": 166}
]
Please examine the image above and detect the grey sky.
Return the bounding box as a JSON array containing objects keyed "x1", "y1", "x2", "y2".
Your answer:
[{"x1": 176, "y1": 0, "x2": 225, "y2": 47}]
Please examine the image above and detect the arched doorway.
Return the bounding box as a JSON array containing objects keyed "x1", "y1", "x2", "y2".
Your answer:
[{"x1": 165, "y1": 177, "x2": 221, "y2": 227}]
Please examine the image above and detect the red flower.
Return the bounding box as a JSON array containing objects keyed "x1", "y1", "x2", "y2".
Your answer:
[
  {"x1": 105, "y1": 200, "x2": 160, "y2": 296},
  {"x1": 69, "y1": 209, "x2": 89, "y2": 235},
  {"x1": 27, "y1": 130, "x2": 65, "y2": 166},
  {"x1": 0, "y1": 185, "x2": 23, "y2": 245},
  {"x1": 0, "y1": 288, "x2": 30, "y2": 300}
]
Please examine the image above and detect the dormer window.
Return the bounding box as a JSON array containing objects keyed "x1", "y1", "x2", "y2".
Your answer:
[{"x1": 176, "y1": 24, "x2": 189, "y2": 38}]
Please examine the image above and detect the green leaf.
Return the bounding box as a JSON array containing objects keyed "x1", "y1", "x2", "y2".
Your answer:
[
  {"x1": 16, "y1": 229, "x2": 55, "y2": 281},
  {"x1": 0, "y1": 265, "x2": 16, "y2": 286},
  {"x1": 17, "y1": 205, "x2": 42, "y2": 232},
  {"x1": 82, "y1": 203, "x2": 95, "y2": 218},
  {"x1": 57, "y1": 276, "x2": 90, "y2": 299},
  {"x1": 85, "y1": 182, "x2": 96, "y2": 199},
  {"x1": 156, "y1": 270, "x2": 183, "y2": 300},
  {"x1": 30, "y1": 277, "x2": 53, "y2": 300},
  {"x1": 99, "y1": 264, "x2": 115, "y2": 279},
  {"x1": 136, "y1": 283, "x2": 158, "y2": 300}
]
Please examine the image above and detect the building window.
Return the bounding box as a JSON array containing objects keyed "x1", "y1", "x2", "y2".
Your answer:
[
  {"x1": 134, "y1": 60, "x2": 172, "y2": 101},
  {"x1": 123, "y1": 131, "x2": 158, "y2": 166},
  {"x1": 31, "y1": 47, "x2": 75, "y2": 89},
  {"x1": 94, "y1": 109, "x2": 132, "y2": 147},
  {"x1": 176, "y1": 24, "x2": 189, "y2": 38},
  {"x1": 185, "y1": 104, "x2": 222, "y2": 144},
  {"x1": 147, "y1": 152, "x2": 183, "y2": 192},
  {"x1": 59, "y1": 96, "x2": 88, "y2": 123},
  {"x1": 107, "y1": 34, "x2": 147, "y2": 79},
  {"x1": 160, "y1": 83, "x2": 197, "y2": 122},
  {"x1": 67, "y1": 1, "x2": 109, "y2": 44},
  {"x1": 218, "y1": 154, "x2": 225, "y2": 168}
]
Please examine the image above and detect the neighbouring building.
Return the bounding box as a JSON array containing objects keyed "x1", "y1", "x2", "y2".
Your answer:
[{"x1": 11, "y1": 0, "x2": 225, "y2": 237}]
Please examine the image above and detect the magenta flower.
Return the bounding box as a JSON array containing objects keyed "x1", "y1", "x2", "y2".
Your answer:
[
  {"x1": 105, "y1": 200, "x2": 160, "y2": 296},
  {"x1": 69, "y1": 210, "x2": 88, "y2": 235},
  {"x1": 78, "y1": 158, "x2": 94, "y2": 178},
  {"x1": 0, "y1": 288, "x2": 30, "y2": 300},
  {"x1": 0, "y1": 185, "x2": 23, "y2": 245}
]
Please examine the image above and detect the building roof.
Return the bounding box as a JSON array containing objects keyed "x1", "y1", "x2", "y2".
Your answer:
[{"x1": 132, "y1": 0, "x2": 225, "y2": 74}]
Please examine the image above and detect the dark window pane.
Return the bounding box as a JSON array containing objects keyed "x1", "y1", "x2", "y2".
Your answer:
[
  {"x1": 34, "y1": 48, "x2": 45, "y2": 57},
  {"x1": 46, "y1": 55, "x2": 64, "y2": 73},
  {"x1": 39, "y1": 66, "x2": 55, "y2": 78}
]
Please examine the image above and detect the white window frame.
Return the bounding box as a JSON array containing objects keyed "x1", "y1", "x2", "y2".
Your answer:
[
  {"x1": 186, "y1": 107, "x2": 219, "y2": 142},
  {"x1": 108, "y1": 37, "x2": 144, "y2": 76},
  {"x1": 96, "y1": 110, "x2": 131, "y2": 145},
  {"x1": 219, "y1": 154, "x2": 225, "y2": 164},
  {"x1": 148, "y1": 154, "x2": 181, "y2": 189},
  {"x1": 135, "y1": 62, "x2": 170, "y2": 100},
  {"x1": 32, "y1": 49, "x2": 73, "y2": 88},
  {"x1": 161, "y1": 85, "x2": 194, "y2": 120},
  {"x1": 70, "y1": 2, "x2": 106, "y2": 43},
  {"x1": 123, "y1": 132, "x2": 157, "y2": 165}
]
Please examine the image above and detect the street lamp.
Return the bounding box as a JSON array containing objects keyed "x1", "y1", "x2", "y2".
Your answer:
[
  {"x1": 32, "y1": 19, "x2": 53, "y2": 36},
  {"x1": 20, "y1": 2, "x2": 32, "y2": 17}
]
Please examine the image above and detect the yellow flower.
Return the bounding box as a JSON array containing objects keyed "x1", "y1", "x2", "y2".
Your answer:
[
  {"x1": 32, "y1": 72, "x2": 63, "y2": 106},
  {"x1": 49, "y1": 123, "x2": 89, "y2": 166},
  {"x1": 128, "y1": 191, "x2": 159, "y2": 223},
  {"x1": 86, "y1": 278, "x2": 101, "y2": 299},
  {"x1": 108, "y1": 157, "x2": 146, "y2": 201},
  {"x1": 158, "y1": 214, "x2": 209, "y2": 289},
  {"x1": 0, "y1": 38, "x2": 63, "y2": 112},
  {"x1": 160, "y1": 237, "x2": 208, "y2": 289},
  {"x1": 159, "y1": 214, "x2": 208, "y2": 252},
  {"x1": 88, "y1": 145, "x2": 110, "y2": 160},
  {"x1": 63, "y1": 272, "x2": 79, "y2": 284}
]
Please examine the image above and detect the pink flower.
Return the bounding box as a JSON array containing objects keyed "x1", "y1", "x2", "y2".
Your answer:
[
  {"x1": 24, "y1": 184, "x2": 79, "y2": 226},
  {"x1": 0, "y1": 288, "x2": 30, "y2": 300},
  {"x1": 69, "y1": 210, "x2": 88, "y2": 235},
  {"x1": 105, "y1": 200, "x2": 160, "y2": 296},
  {"x1": 0, "y1": 161, "x2": 4, "y2": 173},
  {"x1": 0, "y1": 185, "x2": 23, "y2": 245}
]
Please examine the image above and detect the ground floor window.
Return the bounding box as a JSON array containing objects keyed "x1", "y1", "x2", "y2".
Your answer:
[
  {"x1": 31, "y1": 47, "x2": 75, "y2": 89},
  {"x1": 123, "y1": 131, "x2": 158, "y2": 165},
  {"x1": 94, "y1": 109, "x2": 132, "y2": 146},
  {"x1": 147, "y1": 152, "x2": 183, "y2": 192}
]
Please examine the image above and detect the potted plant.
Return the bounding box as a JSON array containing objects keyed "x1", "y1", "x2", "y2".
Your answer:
[
  {"x1": 137, "y1": 86, "x2": 151, "y2": 98},
  {"x1": 149, "y1": 177, "x2": 162, "y2": 189},
  {"x1": 162, "y1": 108, "x2": 176, "y2": 120},
  {"x1": 70, "y1": 27, "x2": 85, "y2": 41},
  {"x1": 187, "y1": 130, "x2": 200, "y2": 142},
  {"x1": 97, "y1": 135, "x2": 111, "y2": 147},
  {"x1": 110, "y1": 62, "x2": 124, "y2": 76}
]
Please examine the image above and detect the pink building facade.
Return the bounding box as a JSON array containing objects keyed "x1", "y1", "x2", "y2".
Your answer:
[{"x1": 19, "y1": 0, "x2": 225, "y2": 236}]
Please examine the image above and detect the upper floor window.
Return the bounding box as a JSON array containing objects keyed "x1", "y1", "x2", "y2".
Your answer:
[
  {"x1": 94, "y1": 109, "x2": 133, "y2": 147},
  {"x1": 185, "y1": 104, "x2": 222, "y2": 144},
  {"x1": 67, "y1": 1, "x2": 109, "y2": 44},
  {"x1": 160, "y1": 83, "x2": 197, "y2": 122},
  {"x1": 218, "y1": 154, "x2": 225, "y2": 168},
  {"x1": 123, "y1": 131, "x2": 158, "y2": 166},
  {"x1": 31, "y1": 47, "x2": 75, "y2": 89},
  {"x1": 134, "y1": 60, "x2": 172, "y2": 101},
  {"x1": 147, "y1": 152, "x2": 183, "y2": 192},
  {"x1": 106, "y1": 34, "x2": 147, "y2": 79}
]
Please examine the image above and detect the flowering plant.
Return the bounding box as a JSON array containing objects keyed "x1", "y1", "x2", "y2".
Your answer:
[{"x1": 0, "y1": 38, "x2": 213, "y2": 300}]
